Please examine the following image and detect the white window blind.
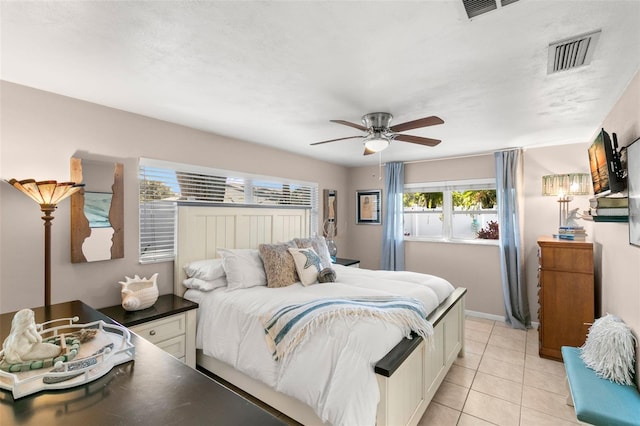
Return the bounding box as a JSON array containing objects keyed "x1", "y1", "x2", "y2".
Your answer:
[{"x1": 139, "y1": 158, "x2": 318, "y2": 263}]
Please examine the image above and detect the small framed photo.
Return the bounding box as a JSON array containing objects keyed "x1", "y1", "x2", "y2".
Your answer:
[{"x1": 356, "y1": 190, "x2": 381, "y2": 225}]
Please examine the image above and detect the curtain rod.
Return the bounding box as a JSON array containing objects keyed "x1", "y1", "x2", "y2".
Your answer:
[{"x1": 399, "y1": 147, "x2": 523, "y2": 165}]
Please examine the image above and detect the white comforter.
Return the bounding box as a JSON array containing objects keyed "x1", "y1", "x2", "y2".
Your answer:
[{"x1": 193, "y1": 265, "x2": 454, "y2": 426}]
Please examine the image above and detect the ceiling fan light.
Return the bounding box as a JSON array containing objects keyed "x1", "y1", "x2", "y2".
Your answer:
[{"x1": 364, "y1": 136, "x2": 390, "y2": 153}]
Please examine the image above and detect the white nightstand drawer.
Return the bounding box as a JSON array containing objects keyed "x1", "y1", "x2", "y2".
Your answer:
[
  {"x1": 130, "y1": 313, "x2": 186, "y2": 344},
  {"x1": 99, "y1": 295, "x2": 198, "y2": 369},
  {"x1": 156, "y1": 334, "x2": 186, "y2": 359}
]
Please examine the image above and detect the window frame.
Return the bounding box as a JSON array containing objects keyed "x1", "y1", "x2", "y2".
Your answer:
[
  {"x1": 403, "y1": 178, "x2": 499, "y2": 245},
  {"x1": 139, "y1": 158, "x2": 318, "y2": 264}
]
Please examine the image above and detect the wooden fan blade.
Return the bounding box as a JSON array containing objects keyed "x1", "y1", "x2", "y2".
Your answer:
[
  {"x1": 363, "y1": 147, "x2": 376, "y2": 155},
  {"x1": 310, "y1": 135, "x2": 364, "y2": 146},
  {"x1": 394, "y1": 134, "x2": 441, "y2": 147},
  {"x1": 390, "y1": 116, "x2": 444, "y2": 133},
  {"x1": 330, "y1": 120, "x2": 368, "y2": 132}
]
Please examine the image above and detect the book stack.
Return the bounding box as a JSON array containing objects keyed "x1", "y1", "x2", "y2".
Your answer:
[
  {"x1": 554, "y1": 226, "x2": 587, "y2": 241},
  {"x1": 588, "y1": 197, "x2": 629, "y2": 222}
]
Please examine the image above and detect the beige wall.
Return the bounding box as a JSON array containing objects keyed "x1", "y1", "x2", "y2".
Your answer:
[
  {"x1": 523, "y1": 143, "x2": 594, "y2": 323},
  {"x1": 0, "y1": 81, "x2": 349, "y2": 312},
  {"x1": 592, "y1": 70, "x2": 640, "y2": 384},
  {"x1": 405, "y1": 242, "x2": 503, "y2": 316},
  {"x1": 342, "y1": 165, "x2": 385, "y2": 268}
]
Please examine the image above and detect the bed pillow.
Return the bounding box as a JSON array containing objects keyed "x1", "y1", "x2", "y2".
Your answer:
[
  {"x1": 182, "y1": 276, "x2": 227, "y2": 292},
  {"x1": 294, "y1": 236, "x2": 333, "y2": 269},
  {"x1": 183, "y1": 258, "x2": 225, "y2": 281},
  {"x1": 218, "y1": 248, "x2": 267, "y2": 290},
  {"x1": 580, "y1": 314, "x2": 637, "y2": 385},
  {"x1": 258, "y1": 241, "x2": 298, "y2": 288},
  {"x1": 288, "y1": 247, "x2": 323, "y2": 286}
]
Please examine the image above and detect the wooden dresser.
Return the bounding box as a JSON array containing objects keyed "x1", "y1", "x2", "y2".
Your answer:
[{"x1": 537, "y1": 237, "x2": 595, "y2": 361}]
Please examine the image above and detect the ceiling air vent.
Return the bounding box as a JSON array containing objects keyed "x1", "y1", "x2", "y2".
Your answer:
[
  {"x1": 548, "y1": 30, "x2": 601, "y2": 74},
  {"x1": 462, "y1": 0, "x2": 519, "y2": 19}
]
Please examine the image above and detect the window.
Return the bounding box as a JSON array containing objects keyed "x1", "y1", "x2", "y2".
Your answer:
[
  {"x1": 139, "y1": 158, "x2": 318, "y2": 263},
  {"x1": 403, "y1": 179, "x2": 498, "y2": 242}
]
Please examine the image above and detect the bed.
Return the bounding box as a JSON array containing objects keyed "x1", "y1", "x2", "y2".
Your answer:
[{"x1": 173, "y1": 205, "x2": 466, "y2": 426}]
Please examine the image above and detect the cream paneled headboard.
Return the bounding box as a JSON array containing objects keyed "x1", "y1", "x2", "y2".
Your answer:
[{"x1": 174, "y1": 205, "x2": 311, "y2": 296}]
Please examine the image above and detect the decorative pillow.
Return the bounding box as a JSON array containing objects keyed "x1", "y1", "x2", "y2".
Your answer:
[
  {"x1": 218, "y1": 248, "x2": 267, "y2": 290},
  {"x1": 580, "y1": 314, "x2": 637, "y2": 385},
  {"x1": 182, "y1": 276, "x2": 227, "y2": 292},
  {"x1": 288, "y1": 248, "x2": 323, "y2": 286},
  {"x1": 183, "y1": 258, "x2": 225, "y2": 281},
  {"x1": 294, "y1": 236, "x2": 333, "y2": 269},
  {"x1": 258, "y1": 242, "x2": 298, "y2": 288},
  {"x1": 318, "y1": 267, "x2": 337, "y2": 283}
]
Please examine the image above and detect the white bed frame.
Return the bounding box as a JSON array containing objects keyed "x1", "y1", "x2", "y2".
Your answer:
[{"x1": 174, "y1": 205, "x2": 466, "y2": 426}]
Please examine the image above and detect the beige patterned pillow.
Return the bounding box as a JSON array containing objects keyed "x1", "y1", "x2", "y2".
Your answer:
[
  {"x1": 294, "y1": 236, "x2": 332, "y2": 269},
  {"x1": 288, "y1": 248, "x2": 322, "y2": 286},
  {"x1": 258, "y1": 241, "x2": 298, "y2": 288}
]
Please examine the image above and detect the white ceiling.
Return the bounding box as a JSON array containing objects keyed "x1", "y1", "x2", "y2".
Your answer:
[{"x1": 1, "y1": 1, "x2": 639, "y2": 167}]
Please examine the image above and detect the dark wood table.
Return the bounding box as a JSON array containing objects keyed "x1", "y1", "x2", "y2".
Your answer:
[{"x1": 0, "y1": 300, "x2": 287, "y2": 426}]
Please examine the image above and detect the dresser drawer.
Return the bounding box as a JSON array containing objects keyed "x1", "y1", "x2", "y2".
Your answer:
[
  {"x1": 130, "y1": 313, "x2": 186, "y2": 344},
  {"x1": 156, "y1": 334, "x2": 186, "y2": 359},
  {"x1": 539, "y1": 246, "x2": 593, "y2": 274}
]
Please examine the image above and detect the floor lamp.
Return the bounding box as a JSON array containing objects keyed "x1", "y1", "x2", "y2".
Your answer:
[{"x1": 6, "y1": 179, "x2": 84, "y2": 306}]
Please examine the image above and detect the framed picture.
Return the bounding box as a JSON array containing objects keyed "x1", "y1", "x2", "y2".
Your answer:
[
  {"x1": 628, "y1": 138, "x2": 640, "y2": 247},
  {"x1": 356, "y1": 190, "x2": 381, "y2": 225}
]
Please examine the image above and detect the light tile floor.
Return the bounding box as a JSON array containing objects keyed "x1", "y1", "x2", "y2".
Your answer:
[{"x1": 419, "y1": 316, "x2": 579, "y2": 426}]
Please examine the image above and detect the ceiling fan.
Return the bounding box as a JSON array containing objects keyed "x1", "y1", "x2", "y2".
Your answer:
[{"x1": 311, "y1": 112, "x2": 444, "y2": 155}]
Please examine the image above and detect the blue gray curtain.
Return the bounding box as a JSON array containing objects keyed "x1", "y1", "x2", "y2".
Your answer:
[
  {"x1": 495, "y1": 149, "x2": 530, "y2": 329},
  {"x1": 381, "y1": 162, "x2": 405, "y2": 271}
]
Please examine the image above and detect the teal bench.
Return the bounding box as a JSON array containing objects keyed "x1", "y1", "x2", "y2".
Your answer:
[{"x1": 562, "y1": 346, "x2": 640, "y2": 426}]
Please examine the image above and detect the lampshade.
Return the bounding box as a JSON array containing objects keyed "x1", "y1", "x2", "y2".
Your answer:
[
  {"x1": 7, "y1": 178, "x2": 83, "y2": 207},
  {"x1": 364, "y1": 134, "x2": 390, "y2": 153},
  {"x1": 542, "y1": 173, "x2": 591, "y2": 197}
]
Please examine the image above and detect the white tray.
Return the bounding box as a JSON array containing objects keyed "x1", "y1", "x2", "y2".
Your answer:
[{"x1": 0, "y1": 317, "x2": 135, "y2": 398}]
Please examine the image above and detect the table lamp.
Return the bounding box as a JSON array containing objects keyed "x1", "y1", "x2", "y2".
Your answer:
[{"x1": 542, "y1": 173, "x2": 590, "y2": 228}]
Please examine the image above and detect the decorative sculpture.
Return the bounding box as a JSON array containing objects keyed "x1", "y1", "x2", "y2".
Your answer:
[
  {"x1": 119, "y1": 273, "x2": 159, "y2": 311},
  {"x1": 566, "y1": 207, "x2": 581, "y2": 228},
  {"x1": 1, "y1": 309, "x2": 61, "y2": 364}
]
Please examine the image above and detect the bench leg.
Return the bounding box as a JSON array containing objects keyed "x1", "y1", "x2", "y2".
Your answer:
[{"x1": 565, "y1": 376, "x2": 574, "y2": 407}]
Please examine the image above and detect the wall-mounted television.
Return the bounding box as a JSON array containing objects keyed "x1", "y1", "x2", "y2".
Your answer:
[{"x1": 587, "y1": 128, "x2": 625, "y2": 197}]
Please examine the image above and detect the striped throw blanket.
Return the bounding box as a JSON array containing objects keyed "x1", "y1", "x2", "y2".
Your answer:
[{"x1": 261, "y1": 296, "x2": 433, "y2": 362}]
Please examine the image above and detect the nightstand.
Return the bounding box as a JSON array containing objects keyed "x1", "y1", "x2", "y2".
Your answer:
[
  {"x1": 334, "y1": 257, "x2": 360, "y2": 268},
  {"x1": 99, "y1": 294, "x2": 198, "y2": 368}
]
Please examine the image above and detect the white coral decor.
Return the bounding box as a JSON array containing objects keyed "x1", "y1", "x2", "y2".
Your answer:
[
  {"x1": 119, "y1": 273, "x2": 159, "y2": 311},
  {"x1": 580, "y1": 314, "x2": 637, "y2": 385}
]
